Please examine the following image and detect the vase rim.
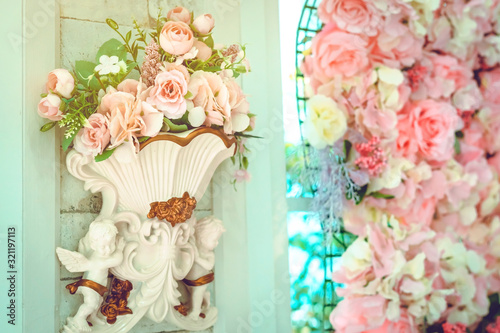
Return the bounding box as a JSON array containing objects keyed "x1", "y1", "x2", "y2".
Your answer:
[{"x1": 139, "y1": 127, "x2": 237, "y2": 152}]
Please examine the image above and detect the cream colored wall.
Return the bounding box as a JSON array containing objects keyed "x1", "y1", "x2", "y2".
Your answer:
[{"x1": 58, "y1": 1, "x2": 241, "y2": 332}]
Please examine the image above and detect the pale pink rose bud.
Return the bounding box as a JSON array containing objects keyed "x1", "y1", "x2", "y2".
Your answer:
[
  {"x1": 73, "y1": 113, "x2": 111, "y2": 157},
  {"x1": 194, "y1": 40, "x2": 212, "y2": 61},
  {"x1": 46, "y1": 68, "x2": 75, "y2": 98},
  {"x1": 160, "y1": 21, "x2": 194, "y2": 56},
  {"x1": 117, "y1": 79, "x2": 147, "y2": 95},
  {"x1": 38, "y1": 93, "x2": 63, "y2": 121},
  {"x1": 192, "y1": 14, "x2": 215, "y2": 35},
  {"x1": 234, "y1": 169, "x2": 251, "y2": 183},
  {"x1": 166, "y1": 6, "x2": 191, "y2": 23}
]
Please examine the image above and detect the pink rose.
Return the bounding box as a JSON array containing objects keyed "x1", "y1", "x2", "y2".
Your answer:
[
  {"x1": 117, "y1": 79, "x2": 147, "y2": 95},
  {"x1": 397, "y1": 100, "x2": 462, "y2": 162},
  {"x1": 194, "y1": 40, "x2": 212, "y2": 61},
  {"x1": 188, "y1": 71, "x2": 230, "y2": 126},
  {"x1": 73, "y1": 113, "x2": 110, "y2": 156},
  {"x1": 481, "y1": 68, "x2": 500, "y2": 104},
  {"x1": 368, "y1": 312, "x2": 418, "y2": 333},
  {"x1": 318, "y1": 0, "x2": 380, "y2": 36},
  {"x1": 311, "y1": 23, "x2": 370, "y2": 80},
  {"x1": 192, "y1": 14, "x2": 215, "y2": 35},
  {"x1": 159, "y1": 21, "x2": 194, "y2": 56},
  {"x1": 146, "y1": 70, "x2": 188, "y2": 119},
  {"x1": 163, "y1": 63, "x2": 190, "y2": 83},
  {"x1": 46, "y1": 68, "x2": 74, "y2": 98},
  {"x1": 104, "y1": 92, "x2": 163, "y2": 149},
  {"x1": 166, "y1": 6, "x2": 191, "y2": 23},
  {"x1": 38, "y1": 93, "x2": 63, "y2": 121}
]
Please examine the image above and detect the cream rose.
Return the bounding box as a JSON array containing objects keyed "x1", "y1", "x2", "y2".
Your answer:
[
  {"x1": 159, "y1": 21, "x2": 194, "y2": 56},
  {"x1": 38, "y1": 93, "x2": 63, "y2": 121},
  {"x1": 304, "y1": 94, "x2": 347, "y2": 149},
  {"x1": 192, "y1": 14, "x2": 215, "y2": 35},
  {"x1": 166, "y1": 6, "x2": 191, "y2": 23},
  {"x1": 146, "y1": 69, "x2": 188, "y2": 119},
  {"x1": 74, "y1": 113, "x2": 110, "y2": 156},
  {"x1": 46, "y1": 68, "x2": 74, "y2": 98}
]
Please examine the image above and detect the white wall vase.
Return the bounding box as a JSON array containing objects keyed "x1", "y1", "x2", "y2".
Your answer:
[{"x1": 58, "y1": 128, "x2": 236, "y2": 333}]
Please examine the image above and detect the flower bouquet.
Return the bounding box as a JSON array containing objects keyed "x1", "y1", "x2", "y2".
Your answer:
[
  {"x1": 38, "y1": 6, "x2": 253, "y2": 173},
  {"x1": 300, "y1": 0, "x2": 500, "y2": 331}
]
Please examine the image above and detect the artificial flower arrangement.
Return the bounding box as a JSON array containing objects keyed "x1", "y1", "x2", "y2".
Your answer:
[
  {"x1": 37, "y1": 6, "x2": 253, "y2": 178},
  {"x1": 300, "y1": 0, "x2": 500, "y2": 332}
]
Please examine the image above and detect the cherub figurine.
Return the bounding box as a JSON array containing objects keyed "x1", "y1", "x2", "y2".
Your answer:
[
  {"x1": 183, "y1": 217, "x2": 225, "y2": 320},
  {"x1": 56, "y1": 220, "x2": 125, "y2": 332}
]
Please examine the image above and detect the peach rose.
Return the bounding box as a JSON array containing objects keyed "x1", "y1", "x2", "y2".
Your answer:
[
  {"x1": 223, "y1": 78, "x2": 250, "y2": 133},
  {"x1": 188, "y1": 71, "x2": 230, "y2": 126},
  {"x1": 311, "y1": 23, "x2": 370, "y2": 80},
  {"x1": 192, "y1": 14, "x2": 215, "y2": 35},
  {"x1": 46, "y1": 68, "x2": 74, "y2": 98},
  {"x1": 398, "y1": 100, "x2": 462, "y2": 162},
  {"x1": 117, "y1": 79, "x2": 147, "y2": 95},
  {"x1": 159, "y1": 21, "x2": 194, "y2": 56},
  {"x1": 163, "y1": 63, "x2": 190, "y2": 83},
  {"x1": 166, "y1": 6, "x2": 191, "y2": 23},
  {"x1": 38, "y1": 93, "x2": 63, "y2": 121},
  {"x1": 74, "y1": 113, "x2": 110, "y2": 156},
  {"x1": 146, "y1": 70, "x2": 188, "y2": 119},
  {"x1": 105, "y1": 92, "x2": 163, "y2": 149},
  {"x1": 318, "y1": 0, "x2": 380, "y2": 36}
]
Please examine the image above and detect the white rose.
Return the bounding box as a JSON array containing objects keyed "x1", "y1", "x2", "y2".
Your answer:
[{"x1": 304, "y1": 95, "x2": 347, "y2": 149}]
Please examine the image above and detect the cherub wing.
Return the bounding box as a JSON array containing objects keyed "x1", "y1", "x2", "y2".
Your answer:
[{"x1": 56, "y1": 247, "x2": 90, "y2": 273}]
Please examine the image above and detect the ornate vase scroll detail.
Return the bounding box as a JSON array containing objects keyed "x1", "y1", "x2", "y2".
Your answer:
[{"x1": 57, "y1": 128, "x2": 236, "y2": 332}]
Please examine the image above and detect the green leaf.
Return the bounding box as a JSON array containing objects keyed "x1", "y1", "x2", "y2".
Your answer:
[
  {"x1": 40, "y1": 121, "x2": 57, "y2": 132},
  {"x1": 233, "y1": 133, "x2": 263, "y2": 139},
  {"x1": 454, "y1": 136, "x2": 461, "y2": 155},
  {"x1": 62, "y1": 130, "x2": 79, "y2": 152},
  {"x1": 184, "y1": 91, "x2": 193, "y2": 99},
  {"x1": 163, "y1": 118, "x2": 188, "y2": 133},
  {"x1": 343, "y1": 140, "x2": 352, "y2": 161},
  {"x1": 204, "y1": 35, "x2": 214, "y2": 49},
  {"x1": 125, "y1": 30, "x2": 132, "y2": 43},
  {"x1": 96, "y1": 38, "x2": 127, "y2": 62},
  {"x1": 138, "y1": 136, "x2": 150, "y2": 143},
  {"x1": 75, "y1": 60, "x2": 101, "y2": 90},
  {"x1": 95, "y1": 147, "x2": 116, "y2": 162},
  {"x1": 242, "y1": 156, "x2": 249, "y2": 170},
  {"x1": 369, "y1": 192, "x2": 395, "y2": 199}
]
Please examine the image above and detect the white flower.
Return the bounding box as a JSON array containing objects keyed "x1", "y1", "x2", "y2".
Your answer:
[
  {"x1": 188, "y1": 106, "x2": 206, "y2": 127},
  {"x1": 175, "y1": 46, "x2": 199, "y2": 65},
  {"x1": 338, "y1": 238, "x2": 372, "y2": 279},
  {"x1": 304, "y1": 95, "x2": 347, "y2": 149},
  {"x1": 368, "y1": 157, "x2": 414, "y2": 193},
  {"x1": 95, "y1": 55, "x2": 121, "y2": 75}
]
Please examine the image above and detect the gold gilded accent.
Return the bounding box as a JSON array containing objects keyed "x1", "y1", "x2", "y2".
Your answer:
[
  {"x1": 100, "y1": 276, "x2": 133, "y2": 324},
  {"x1": 139, "y1": 127, "x2": 237, "y2": 152},
  {"x1": 148, "y1": 192, "x2": 197, "y2": 226},
  {"x1": 174, "y1": 304, "x2": 189, "y2": 316},
  {"x1": 182, "y1": 272, "x2": 215, "y2": 287},
  {"x1": 66, "y1": 279, "x2": 107, "y2": 297}
]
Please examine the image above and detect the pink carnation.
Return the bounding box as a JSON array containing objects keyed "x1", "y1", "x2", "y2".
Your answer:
[
  {"x1": 330, "y1": 296, "x2": 388, "y2": 333},
  {"x1": 442, "y1": 322, "x2": 468, "y2": 333}
]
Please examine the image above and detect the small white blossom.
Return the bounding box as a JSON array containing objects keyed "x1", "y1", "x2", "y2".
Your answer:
[{"x1": 95, "y1": 55, "x2": 121, "y2": 75}]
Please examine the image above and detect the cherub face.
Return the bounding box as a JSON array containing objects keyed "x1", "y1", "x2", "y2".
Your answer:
[
  {"x1": 91, "y1": 236, "x2": 116, "y2": 257},
  {"x1": 199, "y1": 232, "x2": 222, "y2": 251}
]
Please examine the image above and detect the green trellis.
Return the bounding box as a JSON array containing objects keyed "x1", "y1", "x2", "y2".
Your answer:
[{"x1": 295, "y1": 1, "x2": 355, "y2": 332}]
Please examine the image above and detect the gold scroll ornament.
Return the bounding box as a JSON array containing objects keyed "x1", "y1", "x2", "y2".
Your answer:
[
  {"x1": 100, "y1": 276, "x2": 133, "y2": 324},
  {"x1": 174, "y1": 272, "x2": 215, "y2": 319}
]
